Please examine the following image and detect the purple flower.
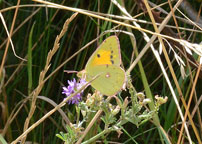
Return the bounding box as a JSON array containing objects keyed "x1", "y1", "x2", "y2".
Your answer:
[{"x1": 62, "y1": 78, "x2": 86, "y2": 104}]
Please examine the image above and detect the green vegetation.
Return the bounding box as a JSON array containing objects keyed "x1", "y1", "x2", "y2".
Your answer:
[{"x1": 0, "y1": 0, "x2": 202, "y2": 143}]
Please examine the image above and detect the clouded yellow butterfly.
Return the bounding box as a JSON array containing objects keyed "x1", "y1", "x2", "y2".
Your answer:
[{"x1": 80, "y1": 35, "x2": 126, "y2": 96}]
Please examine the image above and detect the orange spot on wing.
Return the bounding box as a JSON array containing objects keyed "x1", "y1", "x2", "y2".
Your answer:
[{"x1": 92, "y1": 50, "x2": 112, "y2": 65}]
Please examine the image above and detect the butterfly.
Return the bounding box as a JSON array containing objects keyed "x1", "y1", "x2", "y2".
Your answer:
[{"x1": 79, "y1": 35, "x2": 126, "y2": 96}]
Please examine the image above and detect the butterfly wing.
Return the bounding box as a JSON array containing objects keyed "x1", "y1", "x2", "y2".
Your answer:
[
  {"x1": 84, "y1": 35, "x2": 125, "y2": 96},
  {"x1": 85, "y1": 35, "x2": 122, "y2": 69},
  {"x1": 86, "y1": 65, "x2": 125, "y2": 96}
]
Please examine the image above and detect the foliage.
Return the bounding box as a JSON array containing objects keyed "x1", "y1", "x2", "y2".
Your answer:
[{"x1": 0, "y1": 0, "x2": 202, "y2": 144}]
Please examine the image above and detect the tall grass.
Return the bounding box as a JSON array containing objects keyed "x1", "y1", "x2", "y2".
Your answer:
[{"x1": 0, "y1": 0, "x2": 202, "y2": 143}]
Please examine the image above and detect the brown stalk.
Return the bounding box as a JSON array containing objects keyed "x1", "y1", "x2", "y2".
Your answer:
[
  {"x1": 137, "y1": 0, "x2": 202, "y2": 78},
  {"x1": 0, "y1": 0, "x2": 21, "y2": 141},
  {"x1": 20, "y1": 13, "x2": 78, "y2": 144},
  {"x1": 0, "y1": 0, "x2": 21, "y2": 78},
  {"x1": 4, "y1": 1, "x2": 66, "y2": 88},
  {"x1": 135, "y1": 0, "x2": 201, "y2": 143}
]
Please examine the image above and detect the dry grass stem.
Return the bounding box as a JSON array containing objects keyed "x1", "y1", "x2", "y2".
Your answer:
[
  {"x1": 11, "y1": 72, "x2": 95, "y2": 144},
  {"x1": 0, "y1": 0, "x2": 20, "y2": 79},
  {"x1": 1, "y1": 0, "x2": 201, "y2": 143},
  {"x1": 20, "y1": 12, "x2": 78, "y2": 144}
]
